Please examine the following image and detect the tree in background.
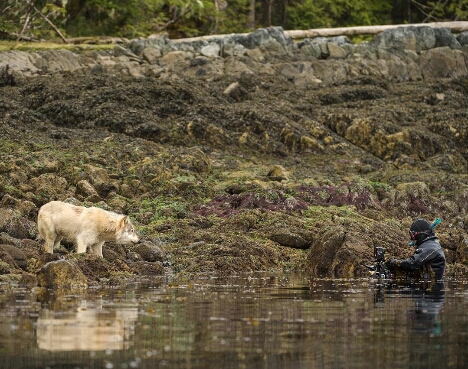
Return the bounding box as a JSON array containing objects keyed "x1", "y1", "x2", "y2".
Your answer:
[
  {"x1": 63, "y1": 0, "x2": 252, "y2": 37},
  {"x1": 1, "y1": 0, "x2": 468, "y2": 40},
  {"x1": 285, "y1": 0, "x2": 393, "y2": 29},
  {"x1": 65, "y1": 0, "x2": 212, "y2": 37},
  {"x1": 0, "y1": 0, "x2": 67, "y2": 40},
  {"x1": 392, "y1": 0, "x2": 468, "y2": 23}
]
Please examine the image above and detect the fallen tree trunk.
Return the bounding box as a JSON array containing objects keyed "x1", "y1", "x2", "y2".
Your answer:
[
  {"x1": 284, "y1": 21, "x2": 468, "y2": 39},
  {"x1": 10, "y1": 32, "x2": 42, "y2": 42},
  {"x1": 65, "y1": 36, "x2": 128, "y2": 45},
  {"x1": 31, "y1": 4, "x2": 68, "y2": 44},
  {"x1": 172, "y1": 21, "x2": 468, "y2": 43}
]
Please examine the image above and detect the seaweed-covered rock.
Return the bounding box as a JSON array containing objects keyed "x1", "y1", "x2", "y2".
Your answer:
[
  {"x1": 128, "y1": 261, "x2": 164, "y2": 275},
  {"x1": 37, "y1": 260, "x2": 88, "y2": 289},
  {"x1": 0, "y1": 194, "x2": 37, "y2": 218},
  {"x1": 76, "y1": 180, "x2": 101, "y2": 202},
  {"x1": 0, "y1": 208, "x2": 37, "y2": 240},
  {"x1": 0, "y1": 246, "x2": 22, "y2": 274},
  {"x1": 74, "y1": 254, "x2": 118, "y2": 282},
  {"x1": 2, "y1": 27, "x2": 468, "y2": 279},
  {"x1": 29, "y1": 173, "x2": 70, "y2": 203},
  {"x1": 134, "y1": 241, "x2": 165, "y2": 262},
  {"x1": 0, "y1": 244, "x2": 28, "y2": 270},
  {"x1": 0, "y1": 232, "x2": 21, "y2": 246},
  {"x1": 306, "y1": 216, "x2": 418, "y2": 277},
  {"x1": 369, "y1": 26, "x2": 437, "y2": 52},
  {"x1": 269, "y1": 231, "x2": 310, "y2": 249}
]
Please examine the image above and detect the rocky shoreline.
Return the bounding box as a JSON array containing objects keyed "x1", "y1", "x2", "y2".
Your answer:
[
  {"x1": 2, "y1": 26, "x2": 468, "y2": 84},
  {"x1": 1, "y1": 26, "x2": 468, "y2": 288}
]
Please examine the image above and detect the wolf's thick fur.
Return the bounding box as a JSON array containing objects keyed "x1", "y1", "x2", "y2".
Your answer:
[{"x1": 37, "y1": 201, "x2": 139, "y2": 257}]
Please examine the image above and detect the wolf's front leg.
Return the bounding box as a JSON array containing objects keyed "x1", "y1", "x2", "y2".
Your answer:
[
  {"x1": 53, "y1": 236, "x2": 63, "y2": 250},
  {"x1": 76, "y1": 237, "x2": 88, "y2": 254},
  {"x1": 91, "y1": 242, "x2": 105, "y2": 257},
  {"x1": 40, "y1": 229, "x2": 57, "y2": 253},
  {"x1": 43, "y1": 238, "x2": 55, "y2": 253}
]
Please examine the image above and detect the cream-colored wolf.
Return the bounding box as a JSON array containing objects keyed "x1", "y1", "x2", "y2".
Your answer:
[{"x1": 37, "y1": 201, "x2": 139, "y2": 257}]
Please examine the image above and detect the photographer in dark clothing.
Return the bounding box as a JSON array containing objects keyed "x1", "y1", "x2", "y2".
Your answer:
[{"x1": 386, "y1": 218, "x2": 446, "y2": 282}]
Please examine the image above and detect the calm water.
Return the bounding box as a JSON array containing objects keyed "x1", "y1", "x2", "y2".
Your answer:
[{"x1": 0, "y1": 274, "x2": 467, "y2": 369}]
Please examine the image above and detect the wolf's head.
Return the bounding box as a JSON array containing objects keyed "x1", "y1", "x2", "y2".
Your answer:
[{"x1": 116, "y1": 216, "x2": 140, "y2": 244}]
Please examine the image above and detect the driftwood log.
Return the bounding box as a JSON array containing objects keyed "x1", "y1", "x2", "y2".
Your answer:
[
  {"x1": 285, "y1": 21, "x2": 468, "y2": 39},
  {"x1": 65, "y1": 36, "x2": 128, "y2": 45},
  {"x1": 5, "y1": 21, "x2": 468, "y2": 45},
  {"x1": 172, "y1": 21, "x2": 468, "y2": 43}
]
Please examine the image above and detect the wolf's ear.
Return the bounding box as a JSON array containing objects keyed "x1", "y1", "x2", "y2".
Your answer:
[{"x1": 119, "y1": 216, "x2": 129, "y2": 229}]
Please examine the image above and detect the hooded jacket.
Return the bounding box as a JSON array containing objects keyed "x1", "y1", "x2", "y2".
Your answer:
[{"x1": 398, "y1": 235, "x2": 446, "y2": 281}]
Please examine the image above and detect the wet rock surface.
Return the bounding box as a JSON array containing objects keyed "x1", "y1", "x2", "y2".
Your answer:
[
  {"x1": 1, "y1": 26, "x2": 468, "y2": 286},
  {"x1": 37, "y1": 259, "x2": 88, "y2": 289}
]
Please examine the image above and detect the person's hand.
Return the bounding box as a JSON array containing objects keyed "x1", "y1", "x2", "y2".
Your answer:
[{"x1": 385, "y1": 258, "x2": 398, "y2": 270}]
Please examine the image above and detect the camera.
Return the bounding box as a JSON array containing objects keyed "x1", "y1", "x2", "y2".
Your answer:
[
  {"x1": 365, "y1": 244, "x2": 391, "y2": 280},
  {"x1": 374, "y1": 245, "x2": 386, "y2": 262}
]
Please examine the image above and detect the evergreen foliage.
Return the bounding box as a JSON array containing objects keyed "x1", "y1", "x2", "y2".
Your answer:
[
  {"x1": 285, "y1": 0, "x2": 393, "y2": 29},
  {"x1": 0, "y1": 0, "x2": 467, "y2": 40}
]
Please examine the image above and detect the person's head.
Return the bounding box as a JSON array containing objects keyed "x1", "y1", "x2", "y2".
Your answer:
[{"x1": 409, "y1": 218, "x2": 434, "y2": 246}]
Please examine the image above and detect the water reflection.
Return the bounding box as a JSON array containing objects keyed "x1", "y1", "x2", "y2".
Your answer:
[
  {"x1": 0, "y1": 275, "x2": 467, "y2": 369},
  {"x1": 373, "y1": 281, "x2": 445, "y2": 337},
  {"x1": 407, "y1": 282, "x2": 445, "y2": 337},
  {"x1": 37, "y1": 300, "x2": 138, "y2": 351}
]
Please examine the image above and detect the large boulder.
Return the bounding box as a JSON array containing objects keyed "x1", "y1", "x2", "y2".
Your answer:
[
  {"x1": 269, "y1": 230, "x2": 310, "y2": 249},
  {"x1": 231, "y1": 26, "x2": 293, "y2": 52},
  {"x1": 419, "y1": 47, "x2": 467, "y2": 79},
  {"x1": 0, "y1": 51, "x2": 40, "y2": 75},
  {"x1": 81, "y1": 165, "x2": 117, "y2": 198},
  {"x1": 76, "y1": 180, "x2": 101, "y2": 202},
  {"x1": 308, "y1": 219, "x2": 408, "y2": 277},
  {"x1": 133, "y1": 241, "x2": 165, "y2": 262},
  {"x1": 0, "y1": 207, "x2": 37, "y2": 239},
  {"x1": 1, "y1": 194, "x2": 37, "y2": 219},
  {"x1": 127, "y1": 36, "x2": 177, "y2": 56},
  {"x1": 457, "y1": 31, "x2": 468, "y2": 46},
  {"x1": 276, "y1": 62, "x2": 322, "y2": 88},
  {"x1": 369, "y1": 26, "x2": 461, "y2": 54},
  {"x1": 37, "y1": 260, "x2": 88, "y2": 289},
  {"x1": 433, "y1": 27, "x2": 462, "y2": 49},
  {"x1": 29, "y1": 173, "x2": 70, "y2": 203},
  {"x1": 0, "y1": 246, "x2": 23, "y2": 274},
  {"x1": 0, "y1": 244, "x2": 28, "y2": 270},
  {"x1": 369, "y1": 26, "x2": 437, "y2": 52},
  {"x1": 37, "y1": 50, "x2": 84, "y2": 72}
]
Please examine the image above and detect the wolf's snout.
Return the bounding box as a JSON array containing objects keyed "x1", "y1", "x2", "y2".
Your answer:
[{"x1": 133, "y1": 232, "x2": 142, "y2": 244}]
